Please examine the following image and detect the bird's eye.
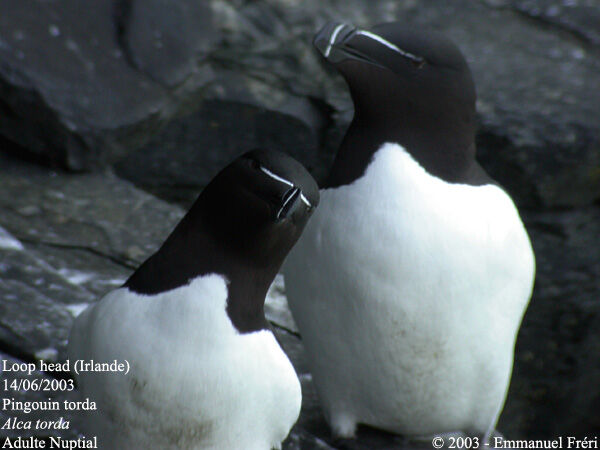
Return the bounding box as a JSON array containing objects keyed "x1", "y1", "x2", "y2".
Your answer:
[{"x1": 249, "y1": 159, "x2": 261, "y2": 170}]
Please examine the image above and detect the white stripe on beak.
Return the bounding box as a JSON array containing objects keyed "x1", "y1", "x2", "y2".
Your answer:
[
  {"x1": 324, "y1": 24, "x2": 347, "y2": 58},
  {"x1": 355, "y1": 30, "x2": 423, "y2": 64},
  {"x1": 260, "y1": 166, "x2": 312, "y2": 207}
]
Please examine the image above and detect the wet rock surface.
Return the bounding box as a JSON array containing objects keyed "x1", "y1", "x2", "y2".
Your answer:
[{"x1": 1, "y1": 0, "x2": 599, "y2": 448}]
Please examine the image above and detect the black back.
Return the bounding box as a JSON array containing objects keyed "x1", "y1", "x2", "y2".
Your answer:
[
  {"x1": 314, "y1": 22, "x2": 491, "y2": 188},
  {"x1": 124, "y1": 150, "x2": 319, "y2": 333}
]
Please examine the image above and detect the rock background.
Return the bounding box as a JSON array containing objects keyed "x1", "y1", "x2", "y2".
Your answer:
[{"x1": 0, "y1": 0, "x2": 598, "y2": 448}]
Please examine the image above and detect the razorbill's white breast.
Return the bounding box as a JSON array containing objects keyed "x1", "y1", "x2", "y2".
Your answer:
[{"x1": 69, "y1": 149, "x2": 320, "y2": 449}]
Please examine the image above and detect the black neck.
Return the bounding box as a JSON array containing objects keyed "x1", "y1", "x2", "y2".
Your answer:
[
  {"x1": 326, "y1": 109, "x2": 482, "y2": 188},
  {"x1": 325, "y1": 76, "x2": 481, "y2": 188},
  {"x1": 124, "y1": 200, "x2": 280, "y2": 333}
]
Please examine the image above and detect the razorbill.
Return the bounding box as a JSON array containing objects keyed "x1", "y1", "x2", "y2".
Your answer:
[
  {"x1": 283, "y1": 22, "x2": 535, "y2": 442},
  {"x1": 68, "y1": 150, "x2": 319, "y2": 450}
]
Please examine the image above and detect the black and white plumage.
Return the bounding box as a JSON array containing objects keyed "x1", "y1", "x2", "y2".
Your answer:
[
  {"x1": 283, "y1": 22, "x2": 535, "y2": 441},
  {"x1": 69, "y1": 150, "x2": 319, "y2": 449}
]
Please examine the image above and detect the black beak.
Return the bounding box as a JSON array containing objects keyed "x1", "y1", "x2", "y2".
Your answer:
[
  {"x1": 276, "y1": 187, "x2": 302, "y2": 221},
  {"x1": 314, "y1": 21, "x2": 425, "y2": 68},
  {"x1": 314, "y1": 22, "x2": 355, "y2": 62}
]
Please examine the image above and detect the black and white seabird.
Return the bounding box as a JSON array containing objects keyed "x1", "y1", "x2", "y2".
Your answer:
[
  {"x1": 68, "y1": 150, "x2": 319, "y2": 449},
  {"x1": 283, "y1": 22, "x2": 535, "y2": 442}
]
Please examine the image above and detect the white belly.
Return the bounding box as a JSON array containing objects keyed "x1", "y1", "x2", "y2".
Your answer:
[
  {"x1": 283, "y1": 143, "x2": 535, "y2": 437},
  {"x1": 68, "y1": 274, "x2": 301, "y2": 449}
]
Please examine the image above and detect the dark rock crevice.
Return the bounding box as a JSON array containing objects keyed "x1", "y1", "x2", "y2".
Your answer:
[{"x1": 113, "y1": 0, "x2": 136, "y2": 75}]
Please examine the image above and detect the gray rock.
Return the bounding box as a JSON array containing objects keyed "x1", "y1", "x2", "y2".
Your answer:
[
  {"x1": 506, "y1": 0, "x2": 600, "y2": 47},
  {"x1": 22, "y1": 242, "x2": 130, "y2": 298},
  {"x1": 2, "y1": 0, "x2": 598, "y2": 208},
  {"x1": 117, "y1": 0, "x2": 218, "y2": 88},
  {"x1": 460, "y1": 1, "x2": 600, "y2": 208},
  {"x1": 0, "y1": 231, "x2": 92, "y2": 361},
  {"x1": 500, "y1": 206, "x2": 600, "y2": 438},
  {"x1": 0, "y1": 0, "x2": 217, "y2": 170},
  {"x1": 565, "y1": 314, "x2": 600, "y2": 434},
  {"x1": 0, "y1": 151, "x2": 184, "y2": 268},
  {"x1": 114, "y1": 99, "x2": 325, "y2": 206}
]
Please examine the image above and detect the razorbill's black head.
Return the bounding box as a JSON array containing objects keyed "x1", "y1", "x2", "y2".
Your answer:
[
  {"x1": 314, "y1": 22, "x2": 485, "y2": 187},
  {"x1": 125, "y1": 149, "x2": 319, "y2": 332}
]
